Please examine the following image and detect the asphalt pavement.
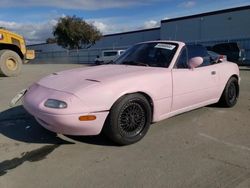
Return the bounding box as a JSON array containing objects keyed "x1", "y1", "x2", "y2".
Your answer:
[{"x1": 0, "y1": 64, "x2": 250, "y2": 188}]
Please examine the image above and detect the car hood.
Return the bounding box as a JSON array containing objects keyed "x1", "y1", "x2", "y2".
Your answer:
[{"x1": 37, "y1": 64, "x2": 169, "y2": 94}]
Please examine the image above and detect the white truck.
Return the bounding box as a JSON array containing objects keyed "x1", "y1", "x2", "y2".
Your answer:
[{"x1": 95, "y1": 50, "x2": 125, "y2": 65}]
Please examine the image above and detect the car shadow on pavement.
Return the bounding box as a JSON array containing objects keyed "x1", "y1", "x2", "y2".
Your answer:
[
  {"x1": 65, "y1": 134, "x2": 117, "y2": 147},
  {"x1": 0, "y1": 106, "x2": 73, "y2": 145}
]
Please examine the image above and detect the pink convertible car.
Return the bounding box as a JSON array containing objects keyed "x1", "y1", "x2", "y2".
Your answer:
[{"x1": 22, "y1": 41, "x2": 240, "y2": 145}]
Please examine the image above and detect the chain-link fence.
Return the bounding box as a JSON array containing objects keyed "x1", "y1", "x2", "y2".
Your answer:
[
  {"x1": 31, "y1": 38, "x2": 250, "y2": 64},
  {"x1": 31, "y1": 46, "x2": 130, "y2": 64}
]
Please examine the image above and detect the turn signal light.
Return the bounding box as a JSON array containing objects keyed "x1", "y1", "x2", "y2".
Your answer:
[{"x1": 79, "y1": 115, "x2": 96, "y2": 121}]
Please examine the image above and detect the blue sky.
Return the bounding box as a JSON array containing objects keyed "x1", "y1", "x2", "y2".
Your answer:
[{"x1": 0, "y1": 0, "x2": 249, "y2": 44}]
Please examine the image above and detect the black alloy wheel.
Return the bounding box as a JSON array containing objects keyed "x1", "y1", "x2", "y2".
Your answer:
[
  {"x1": 219, "y1": 77, "x2": 239, "y2": 107},
  {"x1": 118, "y1": 102, "x2": 146, "y2": 138},
  {"x1": 103, "y1": 94, "x2": 152, "y2": 145}
]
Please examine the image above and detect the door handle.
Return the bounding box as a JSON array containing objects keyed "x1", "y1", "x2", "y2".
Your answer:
[{"x1": 211, "y1": 71, "x2": 216, "y2": 75}]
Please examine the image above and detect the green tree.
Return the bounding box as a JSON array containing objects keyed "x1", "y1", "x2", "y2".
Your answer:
[{"x1": 53, "y1": 15, "x2": 102, "y2": 49}]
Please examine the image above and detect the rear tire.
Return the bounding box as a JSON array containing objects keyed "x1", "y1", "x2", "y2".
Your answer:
[
  {"x1": 0, "y1": 50, "x2": 22, "y2": 77},
  {"x1": 103, "y1": 94, "x2": 152, "y2": 145},
  {"x1": 219, "y1": 77, "x2": 239, "y2": 107}
]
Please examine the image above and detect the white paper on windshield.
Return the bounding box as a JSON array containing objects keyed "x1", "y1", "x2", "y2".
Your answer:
[{"x1": 155, "y1": 43, "x2": 176, "y2": 50}]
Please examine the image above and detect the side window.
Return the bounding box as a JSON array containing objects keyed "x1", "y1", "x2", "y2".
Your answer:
[
  {"x1": 187, "y1": 45, "x2": 211, "y2": 67},
  {"x1": 175, "y1": 47, "x2": 188, "y2": 69},
  {"x1": 11, "y1": 37, "x2": 21, "y2": 49}
]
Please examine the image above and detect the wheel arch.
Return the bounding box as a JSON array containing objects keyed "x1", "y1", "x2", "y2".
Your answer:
[
  {"x1": 0, "y1": 43, "x2": 24, "y2": 59},
  {"x1": 137, "y1": 92, "x2": 154, "y2": 119},
  {"x1": 109, "y1": 91, "x2": 154, "y2": 123}
]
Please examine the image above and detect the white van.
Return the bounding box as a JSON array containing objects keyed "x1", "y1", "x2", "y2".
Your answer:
[{"x1": 95, "y1": 50, "x2": 125, "y2": 64}]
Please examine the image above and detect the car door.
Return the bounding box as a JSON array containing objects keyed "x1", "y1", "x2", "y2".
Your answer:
[{"x1": 171, "y1": 45, "x2": 219, "y2": 112}]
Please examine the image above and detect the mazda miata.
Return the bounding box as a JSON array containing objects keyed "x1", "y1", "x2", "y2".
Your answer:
[{"x1": 21, "y1": 41, "x2": 240, "y2": 145}]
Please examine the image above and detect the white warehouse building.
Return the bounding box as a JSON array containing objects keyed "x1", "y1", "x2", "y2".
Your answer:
[
  {"x1": 29, "y1": 5, "x2": 250, "y2": 63},
  {"x1": 160, "y1": 5, "x2": 250, "y2": 42}
]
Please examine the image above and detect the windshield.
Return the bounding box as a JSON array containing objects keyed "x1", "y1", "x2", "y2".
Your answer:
[{"x1": 114, "y1": 42, "x2": 178, "y2": 68}]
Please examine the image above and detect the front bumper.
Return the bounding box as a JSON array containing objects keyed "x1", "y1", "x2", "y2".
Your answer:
[
  {"x1": 34, "y1": 110, "x2": 108, "y2": 136},
  {"x1": 23, "y1": 84, "x2": 109, "y2": 135}
]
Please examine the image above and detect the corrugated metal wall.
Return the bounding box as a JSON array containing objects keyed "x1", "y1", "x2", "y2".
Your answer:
[
  {"x1": 94, "y1": 28, "x2": 160, "y2": 48},
  {"x1": 160, "y1": 8, "x2": 250, "y2": 41}
]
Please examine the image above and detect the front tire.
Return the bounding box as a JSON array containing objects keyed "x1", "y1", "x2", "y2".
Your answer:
[
  {"x1": 219, "y1": 77, "x2": 239, "y2": 107},
  {"x1": 104, "y1": 94, "x2": 152, "y2": 145},
  {"x1": 0, "y1": 50, "x2": 22, "y2": 77}
]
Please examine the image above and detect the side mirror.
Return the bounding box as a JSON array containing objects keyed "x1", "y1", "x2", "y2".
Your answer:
[{"x1": 188, "y1": 57, "x2": 203, "y2": 69}]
